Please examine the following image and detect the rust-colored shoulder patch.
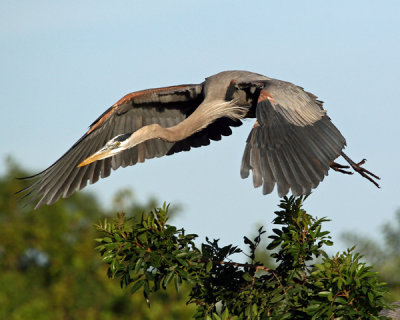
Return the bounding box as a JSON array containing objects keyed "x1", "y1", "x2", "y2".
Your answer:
[
  {"x1": 87, "y1": 84, "x2": 197, "y2": 135},
  {"x1": 112, "y1": 85, "x2": 190, "y2": 107},
  {"x1": 258, "y1": 90, "x2": 276, "y2": 104},
  {"x1": 87, "y1": 105, "x2": 117, "y2": 134}
]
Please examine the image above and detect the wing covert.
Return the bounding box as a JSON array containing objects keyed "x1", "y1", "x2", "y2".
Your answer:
[{"x1": 20, "y1": 84, "x2": 216, "y2": 208}]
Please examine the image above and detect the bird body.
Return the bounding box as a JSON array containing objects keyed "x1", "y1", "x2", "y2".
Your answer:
[{"x1": 20, "y1": 70, "x2": 379, "y2": 209}]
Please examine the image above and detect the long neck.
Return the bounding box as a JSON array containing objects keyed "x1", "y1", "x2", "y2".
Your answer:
[{"x1": 126, "y1": 99, "x2": 246, "y2": 148}]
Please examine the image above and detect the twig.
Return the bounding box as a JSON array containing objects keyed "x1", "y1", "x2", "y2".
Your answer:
[{"x1": 200, "y1": 259, "x2": 271, "y2": 272}]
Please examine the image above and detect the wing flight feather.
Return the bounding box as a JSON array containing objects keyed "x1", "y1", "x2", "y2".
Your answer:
[
  {"x1": 241, "y1": 80, "x2": 346, "y2": 197},
  {"x1": 20, "y1": 84, "x2": 240, "y2": 208}
]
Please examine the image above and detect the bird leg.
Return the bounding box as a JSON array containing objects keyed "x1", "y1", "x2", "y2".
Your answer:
[{"x1": 334, "y1": 152, "x2": 381, "y2": 188}]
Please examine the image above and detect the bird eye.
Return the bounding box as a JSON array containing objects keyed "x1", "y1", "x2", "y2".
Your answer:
[{"x1": 108, "y1": 141, "x2": 121, "y2": 149}]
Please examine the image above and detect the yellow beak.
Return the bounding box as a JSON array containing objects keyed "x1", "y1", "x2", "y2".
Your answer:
[{"x1": 77, "y1": 149, "x2": 114, "y2": 167}]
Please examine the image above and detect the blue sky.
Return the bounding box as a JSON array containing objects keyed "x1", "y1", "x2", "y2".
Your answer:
[{"x1": 1, "y1": 1, "x2": 399, "y2": 254}]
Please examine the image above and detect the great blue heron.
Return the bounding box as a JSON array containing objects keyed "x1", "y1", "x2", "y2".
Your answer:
[{"x1": 20, "y1": 70, "x2": 379, "y2": 209}]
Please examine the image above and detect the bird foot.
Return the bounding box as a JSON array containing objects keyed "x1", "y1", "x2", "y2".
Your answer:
[
  {"x1": 339, "y1": 152, "x2": 381, "y2": 188},
  {"x1": 330, "y1": 161, "x2": 352, "y2": 175}
]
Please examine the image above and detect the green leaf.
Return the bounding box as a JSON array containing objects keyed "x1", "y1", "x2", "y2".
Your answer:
[
  {"x1": 359, "y1": 271, "x2": 377, "y2": 279},
  {"x1": 130, "y1": 280, "x2": 144, "y2": 294},
  {"x1": 206, "y1": 260, "x2": 213, "y2": 273},
  {"x1": 212, "y1": 313, "x2": 221, "y2": 320},
  {"x1": 273, "y1": 228, "x2": 283, "y2": 236},
  {"x1": 134, "y1": 257, "x2": 144, "y2": 273},
  {"x1": 174, "y1": 275, "x2": 181, "y2": 293},
  {"x1": 334, "y1": 297, "x2": 347, "y2": 304},
  {"x1": 270, "y1": 294, "x2": 284, "y2": 304},
  {"x1": 318, "y1": 291, "x2": 332, "y2": 297},
  {"x1": 177, "y1": 268, "x2": 190, "y2": 280},
  {"x1": 242, "y1": 272, "x2": 253, "y2": 282},
  {"x1": 252, "y1": 303, "x2": 258, "y2": 315},
  {"x1": 102, "y1": 254, "x2": 114, "y2": 262},
  {"x1": 315, "y1": 264, "x2": 325, "y2": 271},
  {"x1": 368, "y1": 292, "x2": 374, "y2": 303},
  {"x1": 164, "y1": 271, "x2": 174, "y2": 287},
  {"x1": 221, "y1": 307, "x2": 229, "y2": 320},
  {"x1": 267, "y1": 240, "x2": 281, "y2": 250},
  {"x1": 337, "y1": 278, "x2": 343, "y2": 290}
]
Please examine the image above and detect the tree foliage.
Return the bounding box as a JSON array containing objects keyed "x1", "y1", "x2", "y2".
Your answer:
[
  {"x1": 96, "y1": 196, "x2": 391, "y2": 319},
  {"x1": 0, "y1": 158, "x2": 193, "y2": 320},
  {"x1": 342, "y1": 210, "x2": 400, "y2": 302},
  {"x1": 1, "y1": 157, "x2": 397, "y2": 319}
]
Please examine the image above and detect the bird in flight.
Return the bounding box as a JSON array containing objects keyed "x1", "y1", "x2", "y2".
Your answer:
[{"x1": 20, "y1": 70, "x2": 380, "y2": 209}]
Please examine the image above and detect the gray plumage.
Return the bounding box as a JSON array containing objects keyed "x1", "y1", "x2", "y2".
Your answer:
[
  {"x1": 19, "y1": 70, "x2": 379, "y2": 209},
  {"x1": 240, "y1": 79, "x2": 345, "y2": 197}
]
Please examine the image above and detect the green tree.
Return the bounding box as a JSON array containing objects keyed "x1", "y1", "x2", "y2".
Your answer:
[
  {"x1": 0, "y1": 158, "x2": 193, "y2": 320},
  {"x1": 342, "y1": 210, "x2": 400, "y2": 302},
  {"x1": 2, "y1": 158, "x2": 394, "y2": 319},
  {"x1": 96, "y1": 196, "x2": 390, "y2": 319}
]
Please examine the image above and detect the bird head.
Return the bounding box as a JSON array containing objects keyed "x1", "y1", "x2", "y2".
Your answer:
[{"x1": 77, "y1": 133, "x2": 132, "y2": 167}]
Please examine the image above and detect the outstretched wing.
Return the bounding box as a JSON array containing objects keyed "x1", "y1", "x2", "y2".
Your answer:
[
  {"x1": 20, "y1": 84, "x2": 241, "y2": 209},
  {"x1": 240, "y1": 79, "x2": 346, "y2": 197}
]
